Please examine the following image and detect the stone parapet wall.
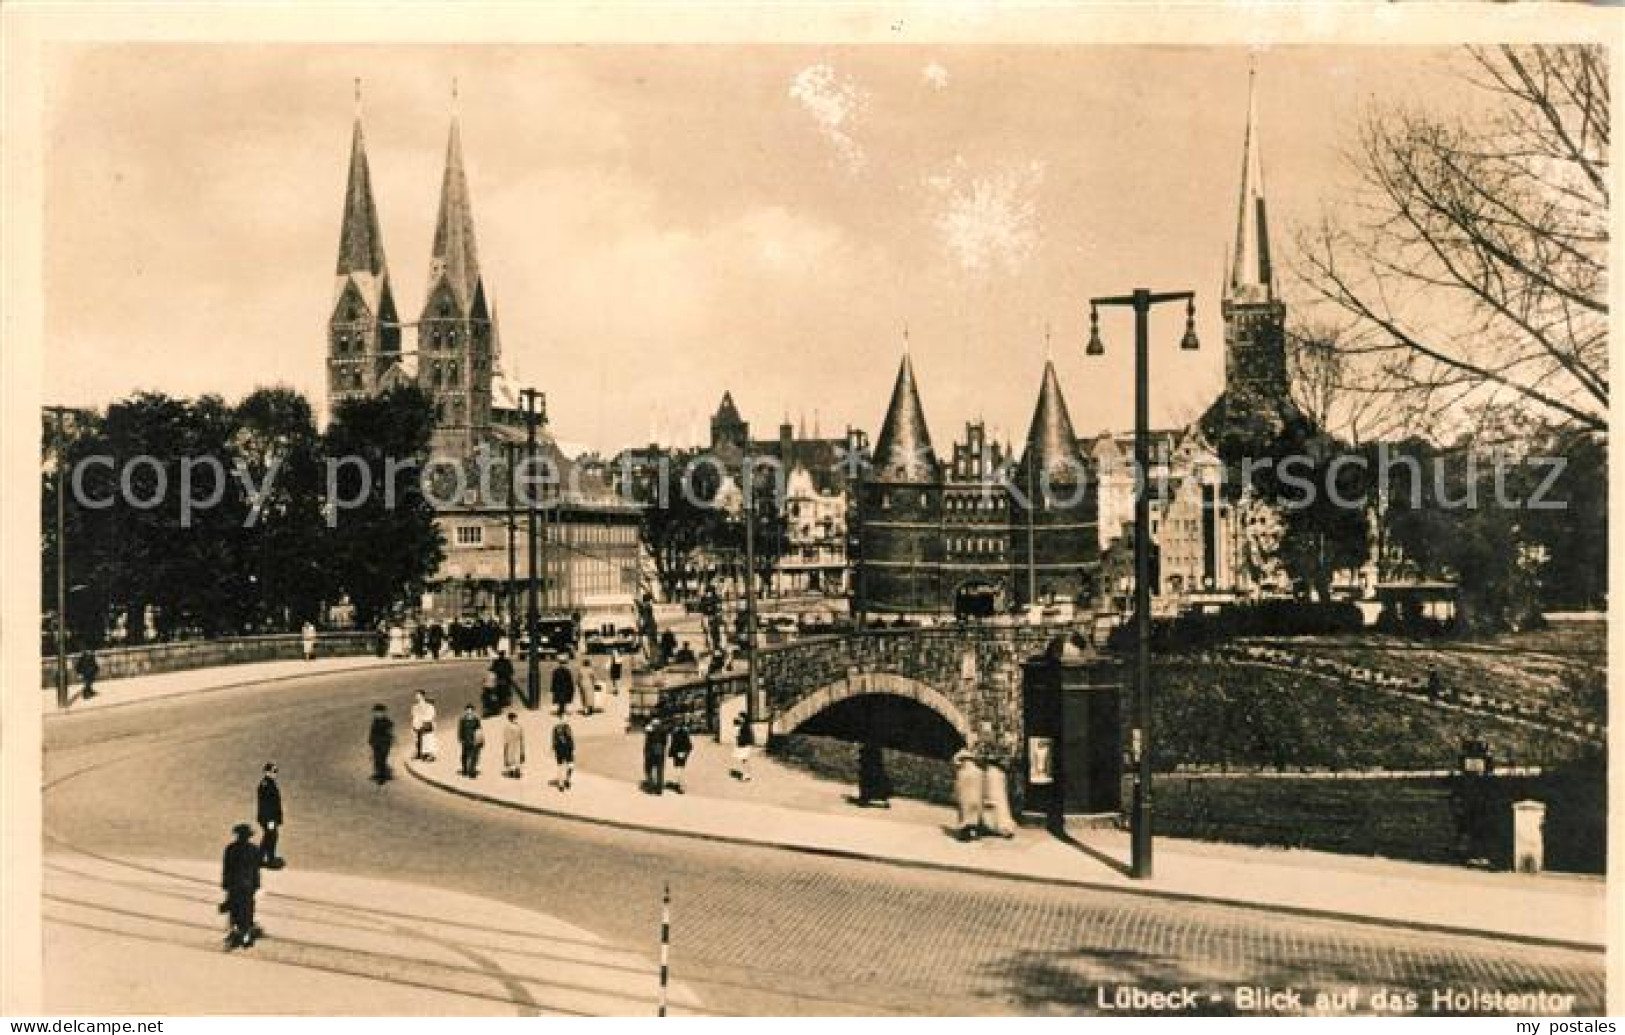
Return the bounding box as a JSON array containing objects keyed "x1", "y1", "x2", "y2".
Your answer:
[{"x1": 40, "y1": 632, "x2": 380, "y2": 688}]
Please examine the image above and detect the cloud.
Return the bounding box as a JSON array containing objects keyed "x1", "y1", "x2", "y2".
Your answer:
[
  {"x1": 924, "y1": 156, "x2": 1046, "y2": 275},
  {"x1": 788, "y1": 63, "x2": 868, "y2": 174},
  {"x1": 922, "y1": 62, "x2": 950, "y2": 90}
]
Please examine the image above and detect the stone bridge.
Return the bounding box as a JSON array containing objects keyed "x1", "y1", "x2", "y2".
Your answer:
[{"x1": 756, "y1": 626, "x2": 1063, "y2": 750}]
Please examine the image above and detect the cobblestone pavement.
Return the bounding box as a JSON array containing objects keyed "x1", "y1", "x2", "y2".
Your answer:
[{"x1": 42, "y1": 665, "x2": 1604, "y2": 1016}]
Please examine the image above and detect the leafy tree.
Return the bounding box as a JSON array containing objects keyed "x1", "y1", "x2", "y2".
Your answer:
[
  {"x1": 321, "y1": 384, "x2": 444, "y2": 628},
  {"x1": 233, "y1": 387, "x2": 331, "y2": 629},
  {"x1": 638, "y1": 451, "x2": 725, "y2": 601}
]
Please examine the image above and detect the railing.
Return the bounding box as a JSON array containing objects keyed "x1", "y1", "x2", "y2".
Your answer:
[{"x1": 39, "y1": 631, "x2": 383, "y2": 688}]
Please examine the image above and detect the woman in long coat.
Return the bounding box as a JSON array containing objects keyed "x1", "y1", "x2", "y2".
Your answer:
[
  {"x1": 501, "y1": 712, "x2": 526, "y2": 778},
  {"x1": 952, "y1": 749, "x2": 983, "y2": 841}
]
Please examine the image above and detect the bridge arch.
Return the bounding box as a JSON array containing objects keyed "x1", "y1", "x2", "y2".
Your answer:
[{"x1": 773, "y1": 670, "x2": 974, "y2": 744}]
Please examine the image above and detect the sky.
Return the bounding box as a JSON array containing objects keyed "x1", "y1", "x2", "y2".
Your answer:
[{"x1": 44, "y1": 44, "x2": 1471, "y2": 456}]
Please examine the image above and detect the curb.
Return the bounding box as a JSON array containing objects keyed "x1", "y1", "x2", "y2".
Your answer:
[
  {"x1": 44, "y1": 657, "x2": 485, "y2": 719},
  {"x1": 404, "y1": 759, "x2": 1604, "y2": 954}
]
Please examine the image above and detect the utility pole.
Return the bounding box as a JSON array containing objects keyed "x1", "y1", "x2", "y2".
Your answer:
[
  {"x1": 505, "y1": 441, "x2": 518, "y2": 651},
  {"x1": 1087, "y1": 288, "x2": 1199, "y2": 880},
  {"x1": 1025, "y1": 452, "x2": 1038, "y2": 609},
  {"x1": 45, "y1": 405, "x2": 71, "y2": 710},
  {"x1": 521, "y1": 389, "x2": 547, "y2": 710},
  {"x1": 742, "y1": 483, "x2": 760, "y2": 725}
]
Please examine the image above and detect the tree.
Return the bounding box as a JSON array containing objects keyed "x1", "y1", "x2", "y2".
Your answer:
[
  {"x1": 321, "y1": 384, "x2": 444, "y2": 628},
  {"x1": 91, "y1": 392, "x2": 248, "y2": 640},
  {"x1": 638, "y1": 451, "x2": 725, "y2": 601},
  {"x1": 1299, "y1": 45, "x2": 1607, "y2": 435},
  {"x1": 233, "y1": 387, "x2": 331, "y2": 629}
]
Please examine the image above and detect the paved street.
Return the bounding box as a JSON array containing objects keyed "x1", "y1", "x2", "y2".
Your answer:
[{"x1": 43, "y1": 664, "x2": 1605, "y2": 1016}]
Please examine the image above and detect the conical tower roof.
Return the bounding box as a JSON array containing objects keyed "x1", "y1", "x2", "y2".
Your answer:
[
  {"x1": 715, "y1": 391, "x2": 743, "y2": 424},
  {"x1": 1228, "y1": 63, "x2": 1275, "y2": 303},
  {"x1": 336, "y1": 116, "x2": 387, "y2": 277},
  {"x1": 426, "y1": 115, "x2": 484, "y2": 314},
  {"x1": 869, "y1": 353, "x2": 939, "y2": 483},
  {"x1": 1018, "y1": 360, "x2": 1087, "y2": 486},
  {"x1": 333, "y1": 107, "x2": 394, "y2": 318}
]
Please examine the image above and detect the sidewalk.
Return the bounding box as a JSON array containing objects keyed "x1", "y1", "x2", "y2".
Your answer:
[
  {"x1": 43, "y1": 654, "x2": 478, "y2": 717},
  {"x1": 409, "y1": 684, "x2": 1606, "y2": 950},
  {"x1": 43, "y1": 851, "x2": 702, "y2": 1015}
]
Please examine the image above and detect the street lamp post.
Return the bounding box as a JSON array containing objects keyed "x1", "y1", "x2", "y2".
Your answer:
[
  {"x1": 1086, "y1": 288, "x2": 1199, "y2": 880},
  {"x1": 505, "y1": 441, "x2": 518, "y2": 651},
  {"x1": 742, "y1": 488, "x2": 760, "y2": 725},
  {"x1": 521, "y1": 389, "x2": 547, "y2": 710},
  {"x1": 45, "y1": 405, "x2": 72, "y2": 710}
]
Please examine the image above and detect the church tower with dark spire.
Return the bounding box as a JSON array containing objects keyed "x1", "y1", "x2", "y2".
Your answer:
[
  {"x1": 1203, "y1": 64, "x2": 1295, "y2": 447},
  {"x1": 1011, "y1": 357, "x2": 1098, "y2": 606},
  {"x1": 855, "y1": 344, "x2": 944, "y2": 615},
  {"x1": 327, "y1": 84, "x2": 403, "y2": 413},
  {"x1": 418, "y1": 91, "x2": 496, "y2": 458}
]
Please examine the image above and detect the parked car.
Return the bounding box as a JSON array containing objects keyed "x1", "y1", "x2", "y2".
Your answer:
[{"x1": 518, "y1": 616, "x2": 577, "y2": 660}]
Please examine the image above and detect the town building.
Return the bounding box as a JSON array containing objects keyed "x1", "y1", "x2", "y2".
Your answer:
[{"x1": 324, "y1": 92, "x2": 641, "y2": 622}]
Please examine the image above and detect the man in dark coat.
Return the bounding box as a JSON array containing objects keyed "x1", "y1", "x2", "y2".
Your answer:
[
  {"x1": 550, "y1": 659, "x2": 576, "y2": 717},
  {"x1": 643, "y1": 718, "x2": 669, "y2": 794},
  {"x1": 427, "y1": 623, "x2": 445, "y2": 660},
  {"x1": 75, "y1": 649, "x2": 99, "y2": 700},
  {"x1": 256, "y1": 762, "x2": 285, "y2": 867},
  {"x1": 490, "y1": 650, "x2": 515, "y2": 708},
  {"x1": 221, "y1": 823, "x2": 262, "y2": 949},
  {"x1": 857, "y1": 741, "x2": 893, "y2": 808},
  {"x1": 667, "y1": 723, "x2": 694, "y2": 793},
  {"x1": 457, "y1": 704, "x2": 484, "y2": 778},
  {"x1": 368, "y1": 704, "x2": 394, "y2": 783}
]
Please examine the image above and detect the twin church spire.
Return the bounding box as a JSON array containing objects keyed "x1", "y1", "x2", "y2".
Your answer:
[{"x1": 326, "y1": 83, "x2": 496, "y2": 455}]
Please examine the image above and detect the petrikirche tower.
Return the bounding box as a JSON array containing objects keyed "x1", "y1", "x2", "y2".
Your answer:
[
  {"x1": 326, "y1": 88, "x2": 402, "y2": 410},
  {"x1": 1202, "y1": 66, "x2": 1297, "y2": 449}
]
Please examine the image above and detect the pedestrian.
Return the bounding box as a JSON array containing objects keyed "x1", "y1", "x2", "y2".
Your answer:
[
  {"x1": 675, "y1": 640, "x2": 697, "y2": 666},
  {"x1": 550, "y1": 658, "x2": 576, "y2": 717},
  {"x1": 220, "y1": 823, "x2": 262, "y2": 950},
  {"x1": 410, "y1": 690, "x2": 437, "y2": 761},
  {"x1": 256, "y1": 762, "x2": 285, "y2": 868},
  {"x1": 857, "y1": 741, "x2": 892, "y2": 808},
  {"x1": 659, "y1": 629, "x2": 677, "y2": 665},
  {"x1": 75, "y1": 648, "x2": 99, "y2": 700},
  {"x1": 577, "y1": 657, "x2": 598, "y2": 716},
  {"x1": 642, "y1": 718, "x2": 669, "y2": 794},
  {"x1": 551, "y1": 719, "x2": 575, "y2": 791},
  {"x1": 457, "y1": 704, "x2": 484, "y2": 778},
  {"x1": 667, "y1": 722, "x2": 693, "y2": 793},
  {"x1": 411, "y1": 624, "x2": 426, "y2": 659},
  {"x1": 490, "y1": 650, "x2": 515, "y2": 708},
  {"x1": 368, "y1": 704, "x2": 394, "y2": 783},
  {"x1": 301, "y1": 621, "x2": 316, "y2": 662},
  {"x1": 502, "y1": 711, "x2": 526, "y2": 778},
  {"x1": 730, "y1": 713, "x2": 755, "y2": 782},
  {"x1": 952, "y1": 749, "x2": 983, "y2": 841},
  {"x1": 427, "y1": 623, "x2": 445, "y2": 661},
  {"x1": 609, "y1": 652, "x2": 625, "y2": 696}
]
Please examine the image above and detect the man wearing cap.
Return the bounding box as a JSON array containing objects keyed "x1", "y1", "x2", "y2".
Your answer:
[
  {"x1": 368, "y1": 704, "x2": 395, "y2": 783},
  {"x1": 221, "y1": 823, "x2": 262, "y2": 949},
  {"x1": 256, "y1": 763, "x2": 285, "y2": 869}
]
